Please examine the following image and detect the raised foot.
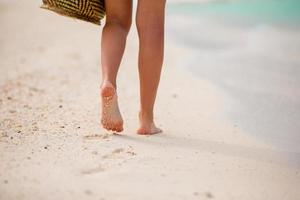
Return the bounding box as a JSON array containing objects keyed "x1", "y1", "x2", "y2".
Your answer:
[{"x1": 100, "y1": 81, "x2": 123, "y2": 133}]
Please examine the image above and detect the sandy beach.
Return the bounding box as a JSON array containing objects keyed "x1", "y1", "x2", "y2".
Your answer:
[{"x1": 1, "y1": 0, "x2": 300, "y2": 200}]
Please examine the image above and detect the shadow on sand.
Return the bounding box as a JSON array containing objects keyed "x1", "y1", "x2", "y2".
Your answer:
[{"x1": 112, "y1": 132, "x2": 300, "y2": 168}]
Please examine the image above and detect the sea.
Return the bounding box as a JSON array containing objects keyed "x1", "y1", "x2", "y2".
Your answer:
[{"x1": 166, "y1": 0, "x2": 300, "y2": 164}]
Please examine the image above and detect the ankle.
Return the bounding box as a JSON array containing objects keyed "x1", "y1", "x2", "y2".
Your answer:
[{"x1": 139, "y1": 110, "x2": 154, "y2": 123}]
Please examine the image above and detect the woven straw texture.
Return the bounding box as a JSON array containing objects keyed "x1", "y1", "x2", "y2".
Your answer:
[{"x1": 41, "y1": 0, "x2": 105, "y2": 25}]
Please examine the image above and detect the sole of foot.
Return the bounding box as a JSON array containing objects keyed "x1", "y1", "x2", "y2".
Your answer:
[{"x1": 100, "y1": 82, "x2": 123, "y2": 133}]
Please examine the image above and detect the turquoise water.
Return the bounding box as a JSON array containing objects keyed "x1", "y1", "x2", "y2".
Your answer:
[{"x1": 168, "y1": 0, "x2": 300, "y2": 25}]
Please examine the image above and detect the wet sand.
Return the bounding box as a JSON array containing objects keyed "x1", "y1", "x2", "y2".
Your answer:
[{"x1": 0, "y1": 1, "x2": 300, "y2": 200}]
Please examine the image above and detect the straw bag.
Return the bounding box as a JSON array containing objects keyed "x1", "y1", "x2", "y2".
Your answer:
[{"x1": 40, "y1": 0, "x2": 106, "y2": 25}]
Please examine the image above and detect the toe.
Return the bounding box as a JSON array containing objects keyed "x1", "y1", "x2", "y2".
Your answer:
[
  {"x1": 113, "y1": 124, "x2": 123, "y2": 132},
  {"x1": 104, "y1": 126, "x2": 111, "y2": 131},
  {"x1": 137, "y1": 125, "x2": 162, "y2": 135},
  {"x1": 153, "y1": 128, "x2": 162, "y2": 134},
  {"x1": 104, "y1": 123, "x2": 113, "y2": 131}
]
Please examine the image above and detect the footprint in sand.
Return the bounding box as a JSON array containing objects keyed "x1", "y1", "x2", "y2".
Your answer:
[
  {"x1": 83, "y1": 134, "x2": 110, "y2": 140},
  {"x1": 102, "y1": 147, "x2": 137, "y2": 159},
  {"x1": 102, "y1": 148, "x2": 125, "y2": 159},
  {"x1": 81, "y1": 147, "x2": 136, "y2": 175},
  {"x1": 81, "y1": 165, "x2": 105, "y2": 175}
]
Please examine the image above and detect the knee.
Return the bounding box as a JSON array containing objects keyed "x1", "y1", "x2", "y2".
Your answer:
[
  {"x1": 136, "y1": 17, "x2": 164, "y2": 39},
  {"x1": 105, "y1": 16, "x2": 132, "y2": 35},
  {"x1": 136, "y1": 23, "x2": 164, "y2": 43}
]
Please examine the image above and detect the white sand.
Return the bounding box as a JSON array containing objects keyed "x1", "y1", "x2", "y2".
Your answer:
[{"x1": 0, "y1": 1, "x2": 299, "y2": 200}]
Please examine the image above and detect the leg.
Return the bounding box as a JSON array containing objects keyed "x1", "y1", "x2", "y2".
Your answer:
[
  {"x1": 136, "y1": 0, "x2": 166, "y2": 135},
  {"x1": 100, "y1": 0, "x2": 132, "y2": 132}
]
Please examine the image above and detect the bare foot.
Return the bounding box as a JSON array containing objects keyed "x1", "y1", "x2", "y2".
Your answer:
[
  {"x1": 100, "y1": 81, "x2": 123, "y2": 132},
  {"x1": 137, "y1": 111, "x2": 162, "y2": 135}
]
